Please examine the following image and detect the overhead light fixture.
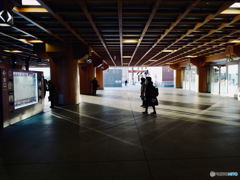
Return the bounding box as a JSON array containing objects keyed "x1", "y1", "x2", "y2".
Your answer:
[
  {"x1": 3, "y1": 50, "x2": 22, "y2": 53},
  {"x1": 162, "y1": 50, "x2": 176, "y2": 52},
  {"x1": 122, "y1": 56, "x2": 132, "y2": 58},
  {"x1": 13, "y1": 7, "x2": 48, "y2": 13},
  {"x1": 185, "y1": 55, "x2": 197, "y2": 58},
  {"x1": 231, "y1": 40, "x2": 240, "y2": 43},
  {"x1": 123, "y1": 63, "x2": 129, "y2": 65},
  {"x1": 39, "y1": 63, "x2": 47, "y2": 65},
  {"x1": 19, "y1": 39, "x2": 43, "y2": 43},
  {"x1": 149, "y1": 60, "x2": 157, "y2": 61},
  {"x1": 22, "y1": 0, "x2": 41, "y2": 5},
  {"x1": 227, "y1": 55, "x2": 233, "y2": 62},
  {"x1": 28, "y1": 40, "x2": 43, "y2": 43},
  {"x1": 122, "y1": 40, "x2": 138, "y2": 43},
  {"x1": 230, "y1": 3, "x2": 240, "y2": 8},
  {"x1": 86, "y1": 57, "x2": 92, "y2": 64},
  {"x1": 166, "y1": 63, "x2": 173, "y2": 64},
  {"x1": 221, "y1": 10, "x2": 240, "y2": 14},
  {"x1": 19, "y1": 39, "x2": 28, "y2": 43}
]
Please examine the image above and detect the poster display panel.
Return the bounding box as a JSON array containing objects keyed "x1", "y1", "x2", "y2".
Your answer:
[{"x1": 13, "y1": 71, "x2": 38, "y2": 109}]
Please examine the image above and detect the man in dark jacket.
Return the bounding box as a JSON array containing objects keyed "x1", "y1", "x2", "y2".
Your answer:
[
  {"x1": 143, "y1": 77, "x2": 156, "y2": 114},
  {"x1": 92, "y1": 77, "x2": 98, "y2": 95}
]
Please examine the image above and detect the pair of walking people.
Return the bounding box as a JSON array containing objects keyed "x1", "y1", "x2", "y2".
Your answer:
[{"x1": 140, "y1": 77, "x2": 158, "y2": 114}]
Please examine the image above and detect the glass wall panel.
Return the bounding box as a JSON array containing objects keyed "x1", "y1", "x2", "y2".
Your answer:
[
  {"x1": 182, "y1": 69, "x2": 186, "y2": 89},
  {"x1": 190, "y1": 66, "x2": 196, "y2": 91},
  {"x1": 185, "y1": 70, "x2": 190, "y2": 90},
  {"x1": 212, "y1": 66, "x2": 219, "y2": 94},
  {"x1": 228, "y1": 64, "x2": 238, "y2": 96},
  {"x1": 220, "y1": 66, "x2": 227, "y2": 95}
]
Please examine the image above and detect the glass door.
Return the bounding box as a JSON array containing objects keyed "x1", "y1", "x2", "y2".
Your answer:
[
  {"x1": 212, "y1": 66, "x2": 219, "y2": 94},
  {"x1": 228, "y1": 64, "x2": 238, "y2": 97},
  {"x1": 220, "y1": 66, "x2": 227, "y2": 95},
  {"x1": 190, "y1": 66, "x2": 196, "y2": 91},
  {"x1": 185, "y1": 69, "x2": 190, "y2": 90}
]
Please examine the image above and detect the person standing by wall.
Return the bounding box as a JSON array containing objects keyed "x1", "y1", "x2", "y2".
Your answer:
[
  {"x1": 143, "y1": 77, "x2": 157, "y2": 114},
  {"x1": 92, "y1": 77, "x2": 98, "y2": 95},
  {"x1": 125, "y1": 80, "x2": 128, "y2": 86},
  {"x1": 48, "y1": 80, "x2": 56, "y2": 108},
  {"x1": 140, "y1": 78, "x2": 146, "y2": 107}
]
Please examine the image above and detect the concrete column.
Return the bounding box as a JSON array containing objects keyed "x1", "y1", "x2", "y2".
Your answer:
[
  {"x1": 50, "y1": 58, "x2": 79, "y2": 105},
  {"x1": 79, "y1": 64, "x2": 96, "y2": 94},
  {"x1": 175, "y1": 69, "x2": 182, "y2": 88},
  {"x1": 197, "y1": 66, "x2": 208, "y2": 92},
  {"x1": 96, "y1": 67, "x2": 104, "y2": 90}
]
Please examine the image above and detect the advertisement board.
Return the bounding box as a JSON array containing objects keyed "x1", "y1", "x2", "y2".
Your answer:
[{"x1": 13, "y1": 71, "x2": 38, "y2": 109}]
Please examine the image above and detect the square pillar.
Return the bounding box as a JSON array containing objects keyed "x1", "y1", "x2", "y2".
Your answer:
[
  {"x1": 175, "y1": 69, "x2": 182, "y2": 88},
  {"x1": 197, "y1": 66, "x2": 208, "y2": 92},
  {"x1": 96, "y1": 67, "x2": 104, "y2": 90},
  {"x1": 79, "y1": 64, "x2": 96, "y2": 94}
]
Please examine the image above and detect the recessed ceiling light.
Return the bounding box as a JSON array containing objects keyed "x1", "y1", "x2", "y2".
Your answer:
[
  {"x1": 186, "y1": 55, "x2": 197, "y2": 58},
  {"x1": 122, "y1": 56, "x2": 132, "y2": 58},
  {"x1": 22, "y1": 0, "x2": 40, "y2": 5},
  {"x1": 14, "y1": 7, "x2": 48, "y2": 12},
  {"x1": 230, "y1": 3, "x2": 240, "y2": 8},
  {"x1": 221, "y1": 10, "x2": 240, "y2": 14},
  {"x1": 28, "y1": 40, "x2": 43, "y2": 43},
  {"x1": 166, "y1": 63, "x2": 173, "y2": 64},
  {"x1": 123, "y1": 63, "x2": 129, "y2": 64},
  {"x1": 3, "y1": 50, "x2": 22, "y2": 53},
  {"x1": 0, "y1": 23, "x2": 11, "y2": 27},
  {"x1": 231, "y1": 40, "x2": 240, "y2": 43},
  {"x1": 162, "y1": 50, "x2": 176, "y2": 52},
  {"x1": 122, "y1": 40, "x2": 138, "y2": 43}
]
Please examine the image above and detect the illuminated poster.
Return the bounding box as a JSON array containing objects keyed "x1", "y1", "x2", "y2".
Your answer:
[{"x1": 13, "y1": 72, "x2": 38, "y2": 109}]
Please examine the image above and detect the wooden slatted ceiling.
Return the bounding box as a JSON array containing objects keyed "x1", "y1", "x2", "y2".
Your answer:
[{"x1": 1, "y1": 0, "x2": 240, "y2": 67}]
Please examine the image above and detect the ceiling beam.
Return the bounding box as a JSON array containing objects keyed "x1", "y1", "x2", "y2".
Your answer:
[
  {"x1": 156, "y1": 15, "x2": 240, "y2": 65},
  {"x1": 79, "y1": 0, "x2": 116, "y2": 66},
  {"x1": 12, "y1": 8, "x2": 65, "y2": 43},
  {"x1": 37, "y1": 0, "x2": 88, "y2": 46},
  {"x1": 118, "y1": 0, "x2": 123, "y2": 66},
  {"x1": 134, "y1": 0, "x2": 200, "y2": 66},
  {"x1": 148, "y1": 1, "x2": 237, "y2": 66},
  {"x1": 128, "y1": 0, "x2": 162, "y2": 66}
]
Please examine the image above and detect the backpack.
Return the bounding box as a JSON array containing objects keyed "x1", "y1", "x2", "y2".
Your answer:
[{"x1": 153, "y1": 86, "x2": 159, "y2": 97}]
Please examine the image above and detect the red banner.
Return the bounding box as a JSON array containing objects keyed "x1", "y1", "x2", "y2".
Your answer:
[{"x1": 128, "y1": 70, "x2": 147, "y2": 73}]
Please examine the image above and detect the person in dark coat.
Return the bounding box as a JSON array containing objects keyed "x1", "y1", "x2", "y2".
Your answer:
[
  {"x1": 140, "y1": 77, "x2": 146, "y2": 107},
  {"x1": 48, "y1": 80, "x2": 56, "y2": 108},
  {"x1": 92, "y1": 77, "x2": 98, "y2": 95},
  {"x1": 142, "y1": 77, "x2": 156, "y2": 114},
  {"x1": 125, "y1": 80, "x2": 128, "y2": 86},
  {"x1": 44, "y1": 79, "x2": 49, "y2": 98}
]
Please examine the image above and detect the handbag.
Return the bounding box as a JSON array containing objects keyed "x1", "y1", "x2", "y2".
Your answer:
[
  {"x1": 151, "y1": 98, "x2": 156, "y2": 104},
  {"x1": 152, "y1": 98, "x2": 158, "y2": 105}
]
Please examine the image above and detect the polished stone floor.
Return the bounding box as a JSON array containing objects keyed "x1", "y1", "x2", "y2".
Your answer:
[{"x1": 1, "y1": 86, "x2": 240, "y2": 180}]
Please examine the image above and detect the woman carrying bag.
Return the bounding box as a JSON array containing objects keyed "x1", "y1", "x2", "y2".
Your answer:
[{"x1": 142, "y1": 77, "x2": 158, "y2": 114}]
